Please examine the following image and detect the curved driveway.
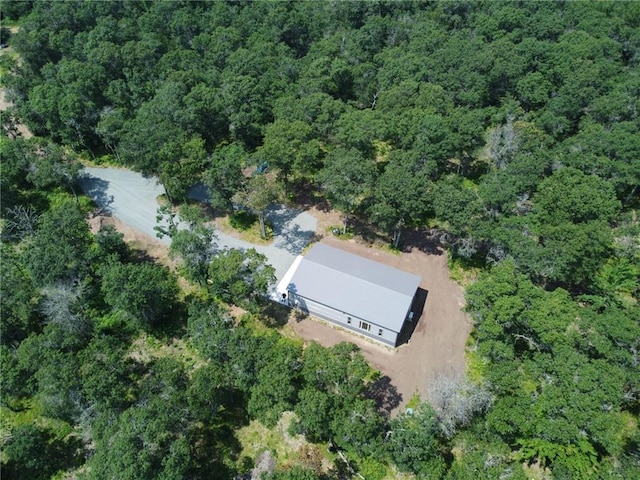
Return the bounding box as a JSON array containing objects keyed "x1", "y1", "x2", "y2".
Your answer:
[{"x1": 79, "y1": 167, "x2": 317, "y2": 288}]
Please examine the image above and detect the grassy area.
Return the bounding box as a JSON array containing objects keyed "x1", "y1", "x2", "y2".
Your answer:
[
  {"x1": 465, "y1": 345, "x2": 490, "y2": 384},
  {"x1": 380, "y1": 243, "x2": 402, "y2": 256},
  {"x1": 0, "y1": 400, "x2": 74, "y2": 450},
  {"x1": 325, "y1": 224, "x2": 354, "y2": 239},
  {"x1": 128, "y1": 332, "x2": 206, "y2": 374},
  {"x1": 236, "y1": 406, "x2": 403, "y2": 479},
  {"x1": 216, "y1": 213, "x2": 274, "y2": 245},
  {"x1": 236, "y1": 412, "x2": 322, "y2": 467},
  {"x1": 447, "y1": 252, "x2": 483, "y2": 287},
  {"x1": 404, "y1": 393, "x2": 422, "y2": 410}
]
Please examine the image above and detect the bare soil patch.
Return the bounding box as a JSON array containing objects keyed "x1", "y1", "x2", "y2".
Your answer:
[
  {"x1": 89, "y1": 215, "x2": 172, "y2": 267},
  {"x1": 303, "y1": 205, "x2": 344, "y2": 239},
  {"x1": 287, "y1": 234, "x2": 473, "y2": 416},
  {"x1": 1, "y1": 88, "x2": 33, "y2": 139}
]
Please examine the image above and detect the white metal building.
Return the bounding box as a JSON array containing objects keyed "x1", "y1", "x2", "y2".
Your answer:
[{"x1": 282, "y1": 243, "x2": 421, "y2": 347}]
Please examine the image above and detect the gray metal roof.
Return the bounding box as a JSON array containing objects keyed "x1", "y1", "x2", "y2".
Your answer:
[{"x1": 287, "y1": 244, "x2": 421, "y2": 332}]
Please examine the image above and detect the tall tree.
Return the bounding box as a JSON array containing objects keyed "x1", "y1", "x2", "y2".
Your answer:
[
  {"x1": 203, "y1": 143, "x2": 246, "y2": 212},
  {"x1": 2, "y1": 424, "x2": 79, "y2": 480},
  {"x1": 0, "y1": 244, "x2": 41, "y2": 346},
  {"x1": 99, "y1": 261, "x2": 180, "y2": 328},
  {"x1": 232, "y1": 173, "x2": 282, "y2": 239},
  {"x1": 158, "y1": 135, "x2": 208, "y2": 204},
  {"x1": 516, "y1": 167, "x2": 620, "y2": 287},
  {"x1": 369, "y1": 150, "x2": 432, "y2": 247},
  {"x1": 207, "y1": 248, "x2": 275, "y2": 309},
  {"x1": 386, "y1": 404, "x2": 447, "y2": 477},
  {"x1": 25, "y1": 201, "x2": 93, "y2": 286},
  {"x1": 257, "y1": 119, "x2": 323, "y2": 188},
  {"x1": 317, "y1": 148, "x2": 376, "y2": 234},
  {"x1": 169, "y1": 223, "x2": 218, "y2": 286}
]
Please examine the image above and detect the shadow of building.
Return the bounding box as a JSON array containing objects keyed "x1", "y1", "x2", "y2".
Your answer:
[{"x1": 396, "y1": 287, "x2": 428, "y2": 346}]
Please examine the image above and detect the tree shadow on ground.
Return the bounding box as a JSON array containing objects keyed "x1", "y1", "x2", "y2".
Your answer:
[
  {"x1": 330, "y1": 216, "x2": 446, "y2": 258},
  {"x1": 275, "y1": 225, "x2": 321, "y2": 255},
  {"x1": 267, "y1": 204, "x2": 319, "y2": 254},
  {"x1": 396, "y1": 288, "x2": 428, "y2": 347},
  {"x1": 261, "y1": 301, "x2": 291, "y2": 327},
  {"x1": 290, "y1": 181, "x2": 332, "y2": 213},
  {"x1": 365, "y1": 375, "x2": 402, "y2": 416},
  {"x1": 266, "y1": 203, "x2": 301, "y2": 228},
  {"x1": 78, "y1": 174, "x2": 114, "y2": 214},
  {"x1": 152, "y1": 301, "x2": 188, "y2": 340},
  {"x1": 399, "y1": 228, "x2": 445, "y2": 256}
]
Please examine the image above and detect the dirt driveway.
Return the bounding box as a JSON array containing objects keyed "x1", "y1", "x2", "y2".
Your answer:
[{"x1": 288, "y1": 234, "x2": 473, "y2": 415}]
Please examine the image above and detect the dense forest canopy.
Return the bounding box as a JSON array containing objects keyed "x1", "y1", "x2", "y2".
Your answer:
[{"x1": 1, "y1": 1, "x2": 638, "y2": 479}]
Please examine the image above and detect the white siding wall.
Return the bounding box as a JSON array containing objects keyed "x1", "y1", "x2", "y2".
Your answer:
[{"x1": 289, "y1": 293, "x2": 399, "y2": 346}]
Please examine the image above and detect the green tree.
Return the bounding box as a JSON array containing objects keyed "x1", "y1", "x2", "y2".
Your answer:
[
  {"x1": 203, "y1": 143, "x2": 246, "y2": 212},
  {"x1": 257, "y1": 119, "x2": 323, "y2": 187},
  {"x1": 93, "y1": 224, "x2": 131, "y2": 264},
  {"x1": 446, "y1": 433, "x2": 528, "y2": 480},
  {"x1": 25, "y1": 201, "x2": 93, "y2": 286},
  {"x1": 294, "y1": 387, "x2": 332, "y2": 442},
  {"x1": 186, "y1": 363, "x2": 229, "y2": 424},
  {"x1": 528, "y1": 167, "x2": 620, "y2": 287},
  {"x1": 317, "y1": 148, "x2": 376, "y2": 234},
  {"x1": 0, "y1": 244, "x2": 41, "y2": 345},
  {"x1": 247, "y1": 339, "x2": 302, "y2": 427},
  {"x1": 25, "y1": 142, "x2": 82, "y2": 198},
  {"x1": 294, "y1": 343, "x2": 380, "y2": 453},
  {"x1": 386, "y1": 404, "x2": 447, "y2": 477},
  {"x1": 207, "y1": 248, "x2": 275, "y2": 309},
  {"x1": 466, "y1": 262, "x2": 637, "y2": 475},
  {"x1": 0, "y1": 138, "x2": 34, "y2": 212},
  {"x1": 86, "y1": 363, "x2": 191, "y2": 479},
  {"x1": 169, "y1": 223, "x2": 218, "y2": 286},
  {"x1": 158, "y1": 135, "x2": 208, "y2": 204},
  {"x1": 2, "y1": 424, "x2": 79, "y2": 480},
  {"x1": 79, "y1": 335, "x2": 138, "y2": 414},
  {"x1": 33, "y1": 348, "x2": 85, "y2": 421},
  {"x1": 432, "y1": 175, "x2": 484, "y2": 247},
  {"x1": 100, "y1": 261, "x2": 180, "y2": 328},
  {"x1": 267, "y1": 466, "x2": 322, "y2": 480},
  {"x1": 369, "y1": 150, "x2": 433, "y2": 247},
  {"x1": 232, "y1": 173, "x2": 282, "y2": 239}
]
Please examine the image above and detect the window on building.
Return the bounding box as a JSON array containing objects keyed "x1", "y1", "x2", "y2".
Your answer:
[
  {"x1": 359, "y1": 321, "x2": 370, "y2": 331},
  {"x1": 378, "y1": 328, "x2": 383, "y2": 336}
]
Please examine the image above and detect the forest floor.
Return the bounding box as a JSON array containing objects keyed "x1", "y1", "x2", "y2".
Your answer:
[{"x1": 88, "y1": 215, "x2": 172, "y2": 265}]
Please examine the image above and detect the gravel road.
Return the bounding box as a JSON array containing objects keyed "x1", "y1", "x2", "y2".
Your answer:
[{"x1": 79, "y1": 167, "x2": 317, "y2": 285}]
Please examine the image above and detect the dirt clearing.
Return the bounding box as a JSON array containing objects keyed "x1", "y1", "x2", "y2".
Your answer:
[
  {"x1": 287, "y1": 234, "x2": 473, "y2": 415},
  {"x1": 89, "y1": 215, "x2": 171, "y2": 266},
  {"x1": 88, "y1": 209, "x2": 473, "y2": 416}
]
